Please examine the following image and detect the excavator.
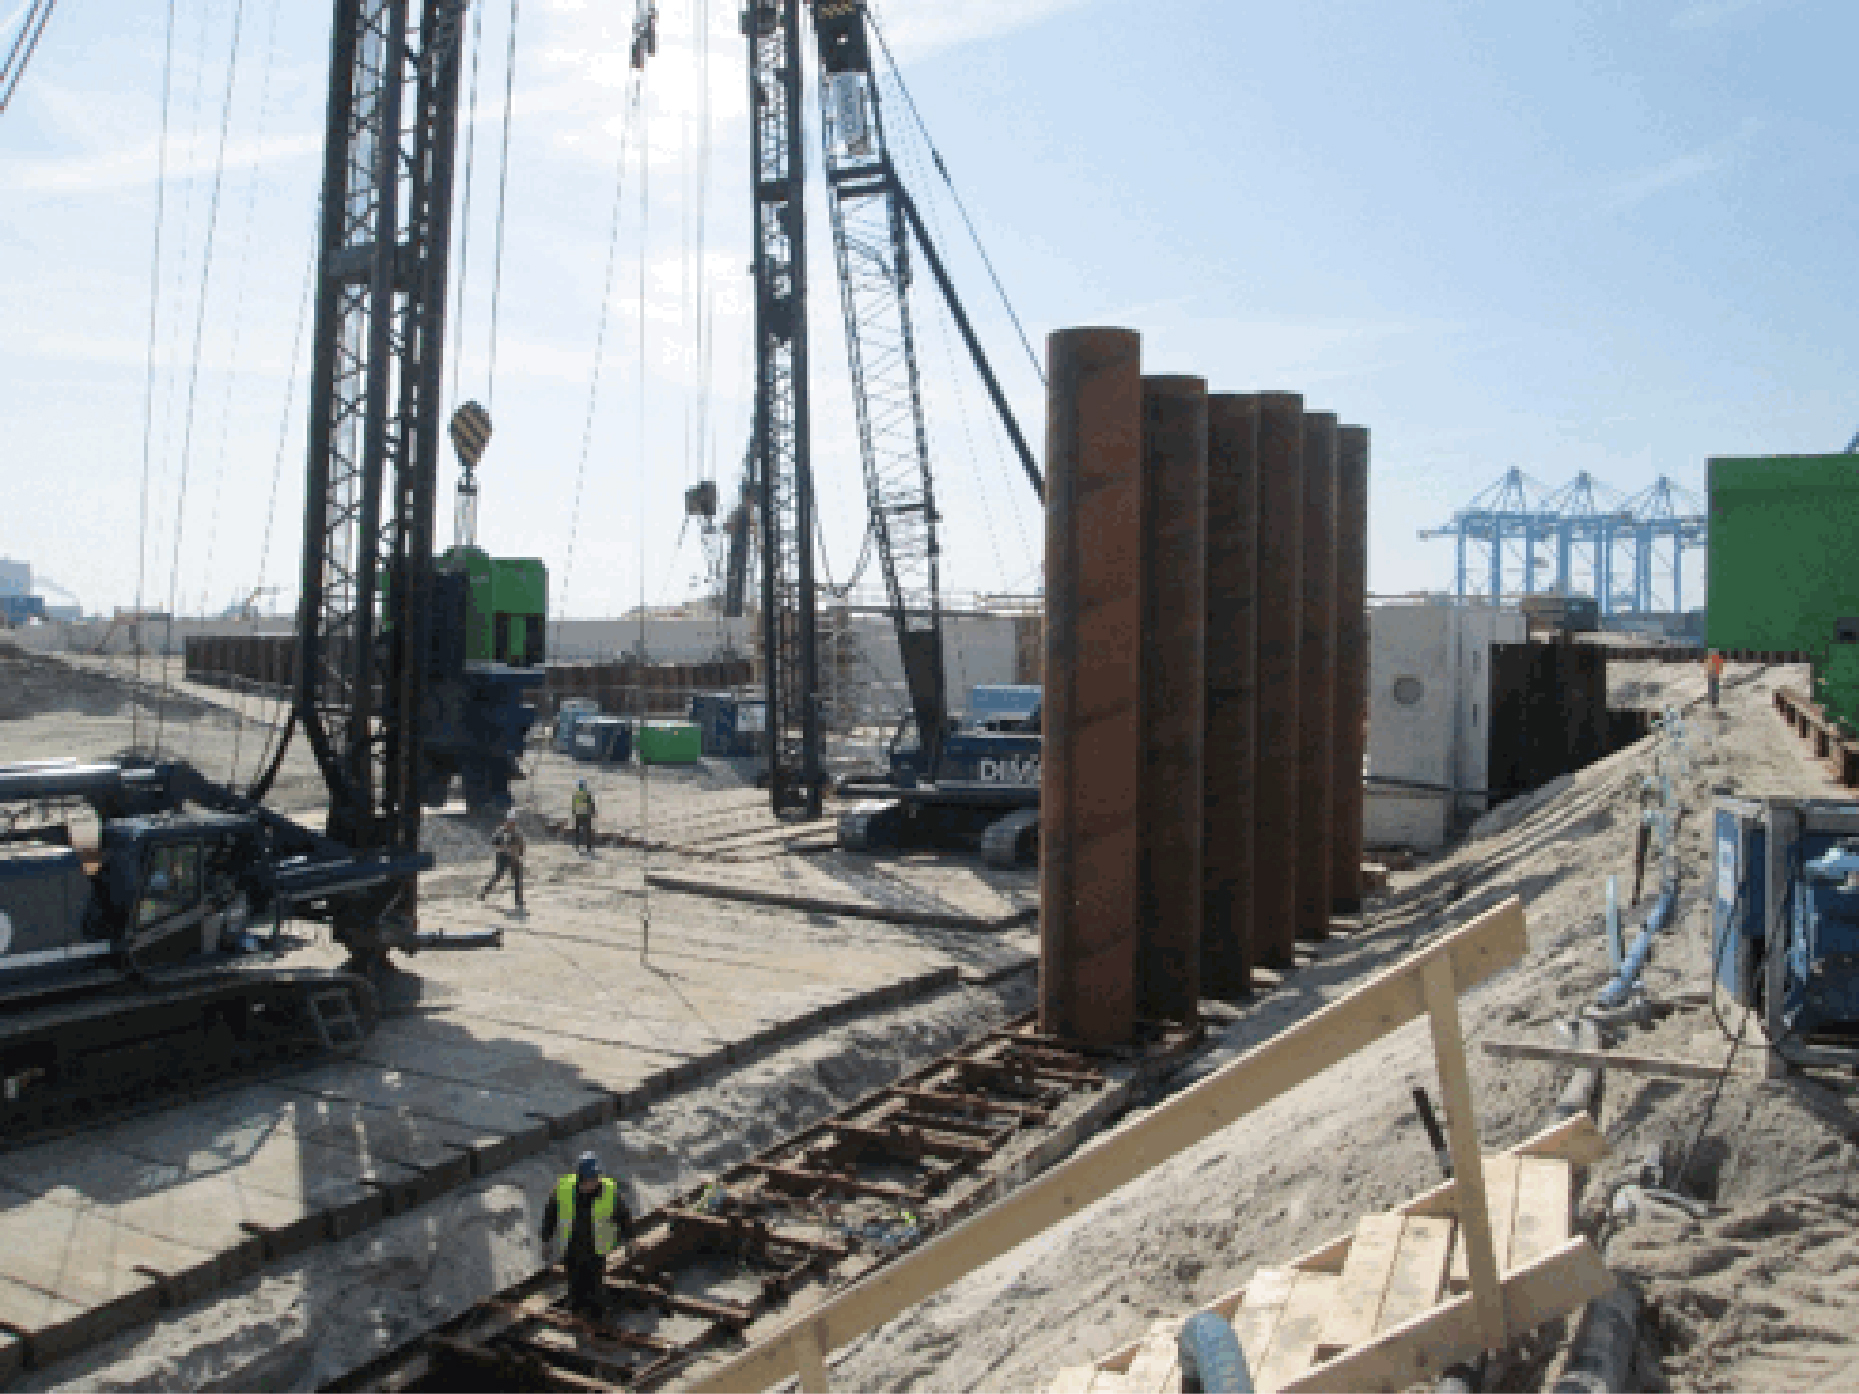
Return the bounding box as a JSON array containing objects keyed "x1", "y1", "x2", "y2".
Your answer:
[{"x1": 0, "y1": 0, "x2": 491, "y2": 1135}]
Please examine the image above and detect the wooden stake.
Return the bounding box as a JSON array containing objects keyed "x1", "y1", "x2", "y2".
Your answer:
[{"x1": 1420, "y1": 955, "x2": 1506, "y2": 1351}]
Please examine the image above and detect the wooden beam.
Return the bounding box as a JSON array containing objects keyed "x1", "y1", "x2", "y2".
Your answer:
[
  {"x1": 1480, "y1": 1039, "x2": 1730, "y2": 1081},
  {"x1": 685, "y1": 896, "x2": 1528, "y2": 1392},
  {"x1": 1420, "y1": 955, "x2": 1505, "y2": 1350},
  {"x1": 1278, "y1": 1237, "x2": 1613, "y2": 1393}
]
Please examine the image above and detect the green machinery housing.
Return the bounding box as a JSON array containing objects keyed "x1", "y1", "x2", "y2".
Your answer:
[
  {"x1": 1707, "y1": 453, "x2": 1859, "y2": 734},
  {"x1": 423, "y1": 546, "x2": 549, "y2": 808}
]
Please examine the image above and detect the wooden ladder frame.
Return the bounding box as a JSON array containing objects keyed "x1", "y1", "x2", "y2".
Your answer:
[{"x1": 690, "y1": 897, "x2": 1532, "y2": 1392}]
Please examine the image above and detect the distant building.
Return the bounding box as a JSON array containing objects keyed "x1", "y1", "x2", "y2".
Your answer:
[{"x1": 0, "y1": 559, "x2": 29, "y2": 599}]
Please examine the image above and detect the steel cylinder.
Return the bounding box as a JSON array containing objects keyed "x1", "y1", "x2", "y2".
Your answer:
[
  {"x1": 1040, "y1": 327, "x2": 1145, "y2": 1045},
  {"x1": 1332, "y1": 425, "x2": 1370, "y2": 912},
  {"x1": 1137, "y1": 374, "x2": 1207, "y2": 1023},
  {"x1": 1250, "y1": 393, "x2": 1305, "y2": 967},
  {"x1": 1295, "y1": 413, "x2": 1338, "y2": 943},
  {"x1": 1202, "y1": 394, "x2": 1260, "y2": 997}
]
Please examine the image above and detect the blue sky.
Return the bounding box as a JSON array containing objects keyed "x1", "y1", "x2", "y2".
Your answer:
[{"x1": 1, "y1": 0, "x2": 1850, "y2": 620}]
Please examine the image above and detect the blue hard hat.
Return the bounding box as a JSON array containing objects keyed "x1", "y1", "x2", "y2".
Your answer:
[{"x1": 576, "y1": 1151, "x2": 601, "y2": 1180}]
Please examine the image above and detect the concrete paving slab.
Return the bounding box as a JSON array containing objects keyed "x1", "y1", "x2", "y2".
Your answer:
[
  {"x1": 354, "y1": 1026, "x2": 619, "y2": 1129},
  {"x1": 0, "y1": 1273, "x2": 138, "y2": 1372},
  {"x1": 369, "y1": 1014, "x2": 673, "y2": 1102},
  {"x1": 0, "y1": 1198, "x2": 220, "y2": 1308},
  {"x1": 105, "y1": 1110, "x2": 405, "y2": 1237},
  {"x1": 274, "y1": 1064, "x2": 553, "y2": 1174}
]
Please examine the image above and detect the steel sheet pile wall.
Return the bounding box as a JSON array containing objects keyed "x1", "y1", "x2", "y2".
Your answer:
[
  {"x1": 1332, "y1": 426, "x2": 1370, "y2": 911},
  {"x1": 544, "y1": 659, "x2": 754, "y2": 718},
  {"x1": 183, "y1": 634, "x2": 299, "y2": 689},
  {"x1": 1041, "y1": 326, "x2": 1373, "y2": 1041}
]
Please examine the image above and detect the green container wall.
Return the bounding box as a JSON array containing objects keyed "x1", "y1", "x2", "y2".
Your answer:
[
  {"x1": 636, "y1": 720, "x2": 702, "y2": 764},
  {"x1": 1707, "y1": 455, "x2": 1859, "y2": 653}
]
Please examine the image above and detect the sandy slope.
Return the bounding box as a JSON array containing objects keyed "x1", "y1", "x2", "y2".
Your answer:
[{"x1": 828, "y1": 663, "x2": 1859, "y2": 1393}]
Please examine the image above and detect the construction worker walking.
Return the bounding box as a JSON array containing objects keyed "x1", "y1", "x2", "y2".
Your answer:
[
  {"x1": 480, "y1": 811, "x2": 526, "y2": 910},
  {"x1": 1707, "y1": 649, "x2": 1725, "y2": 710},
  {"x1": 540, "y1": 1152, "x2": 633, "y2": 1317},
  {"x1": 571, "y1": 780, "x2": 597, "y2": 854}
]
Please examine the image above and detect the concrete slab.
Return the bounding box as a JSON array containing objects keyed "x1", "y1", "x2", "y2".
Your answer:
[
  {"x1": 354, "y1": 1027, "x2": 618, "y2": 1134},
  {"x1": 106, "y1": 1109, "x2": 406, "y2": 1238},
  {"x1": 0, "y1": 1198, "x2": 219, "y2": 1308},
  {"x1": 369, "y1": 1014, "x2": 673, "y2": 1103},
  {"x1": 0, "y1": 1274, "x2": 137, "y2": 1371},
  {"x1": 274, "y1": 1064, "x2": 553, "y2": 1174}
]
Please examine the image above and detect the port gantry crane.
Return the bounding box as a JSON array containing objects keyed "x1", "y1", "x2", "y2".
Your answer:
[{"x1": 744, "y1": 0, "x2": 1043, "y2": 821}]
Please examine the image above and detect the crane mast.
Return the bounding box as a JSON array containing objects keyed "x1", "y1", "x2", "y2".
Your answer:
[
  {"x1": 810, "y1": 0, "x2": 947, "y2": 771},
  {"x1": 745, "y1": 0, "x2": 824, "y2": 817},
  {"x1": 294, "y1": 0, "x2": 467, "y2": 953}
]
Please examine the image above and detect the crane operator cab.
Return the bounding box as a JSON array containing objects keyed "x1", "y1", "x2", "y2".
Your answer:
[{"x1": 0, "y1": 811, "x2": 267, "y2": 993}]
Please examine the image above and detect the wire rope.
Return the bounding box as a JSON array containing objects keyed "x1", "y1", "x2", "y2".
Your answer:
[
  {"x1": 864, "y1": 2, "x2": 1044, "y2": 387},
  {"x1": 0, "y1": 0, "x2": 58, "y2": 112},
  {"x1": 635, "y1": 48, "x2": 653, "y2": 965},
  {"x1": 155, "y1": 0, "x2": 251, "y2": 756},
  {"x1": 133, "y1": 0, "x2": 182, "y2": 756},
  {"x1": 484, "y1": 0, "x2": 521, "y2": 411},
  {"x1": 448, "y1": 0, "x2": 486, "y2": 409}
]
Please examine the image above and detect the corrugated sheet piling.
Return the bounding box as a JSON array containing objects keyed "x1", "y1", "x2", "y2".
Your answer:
[
  {"x1": 1201, "y1": 394, "x2": 1260, "y2": 997},
  {"x1": 1332, "y1": 424, "x2": 1370, "y2": 912},
  {"x1": 1040, "y1": 327, "x2": 1145, "y2": 1046},
  {"x1": 1295, "y1": 412, "x2": 1338, "y2": 943},
  {"x1": 1137, "y1": 374, "x2": 1208, "y2": 1022},
  {"x1": 1251, "y1": 393, "x2": 1305, "y2": 968}
]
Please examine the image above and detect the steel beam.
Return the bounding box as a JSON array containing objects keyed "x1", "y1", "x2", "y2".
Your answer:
[
  {"x1": 1040, "y1": 327, "x2": 1144, "y2": 1046},
  {"x1": 1202, "y1": 394, "x2": 1260, "y2": 997},
  {"x1": 1296, "y1": 413, "x2": 1338, "y2": 943},
  {"x1": 1251, "y1": 393, "x2": 1304, "y2": 968},
  {"x1": 1137, "y1": 375, "x2": 1207, "y2": 1023}
]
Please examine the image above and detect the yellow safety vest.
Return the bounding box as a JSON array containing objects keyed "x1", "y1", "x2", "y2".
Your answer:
[
  {"x1": 554, "y1": 1176, "x2": 621, "y2": 1258},
  {"x1": 572, "y1": 790, "x2": 593, "y2": 817}
]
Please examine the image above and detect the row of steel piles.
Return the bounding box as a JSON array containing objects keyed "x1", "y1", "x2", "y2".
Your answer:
[{"x1": 1039, "y1": 327, "x2": 1370, "y2": 1046}]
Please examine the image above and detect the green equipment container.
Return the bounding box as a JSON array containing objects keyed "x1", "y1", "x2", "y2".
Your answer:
[
  {"x1": 636, "y1": 720, "x2": 702, "y2": 765},
  {"x1": 438, "y1": 545, "x2": 549, "y2": 666},
  {"x1": 1707, "y1": 453, "x2": 1859, "y2": 733}
]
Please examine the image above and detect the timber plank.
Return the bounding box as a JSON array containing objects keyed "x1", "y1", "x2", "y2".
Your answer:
[
  {"x1": 1507, "y1": 1157, "x2": 1571, "y2": 1269},
  {"x1": 1449, "y1": 1156, "x2": 1520, "y2": 1289},
  {"x1": 1229, "y1": 1266, "x2": 1294, "y2": 1373},
  {"x1": 1316, "y1": 1211, "x2": 1404, "y2": 1357},
  {"x1": 1252, "y1": 1270, "x2": 1340, "y2": 1392},
  {"x1": 1376, "y1": 1216, "x2": 1452, "y2": 1331},
  {"x1": 1120, "y1": 1318, "x2": 1184, "y2": 1393}
]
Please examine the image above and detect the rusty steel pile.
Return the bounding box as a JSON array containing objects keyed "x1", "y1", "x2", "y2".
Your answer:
[{"x1": 1040, "y1": 327, "x2": 1370, "y2": 1046}]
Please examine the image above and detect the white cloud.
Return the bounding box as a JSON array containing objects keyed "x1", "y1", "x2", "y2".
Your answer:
[{"x1": 1603, "y1": 116, "x2": 1762, "y2": 212}]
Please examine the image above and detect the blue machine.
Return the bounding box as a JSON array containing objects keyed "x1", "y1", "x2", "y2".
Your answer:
[
  {"x1": 1714, "y1": 797, "x2": 1859, "y2": 1069},
  {"x1": 553, "y1": 701, "x2": 601, "y2": 754},
  {"x1": 966, "y1": 684, "x2": 1042, "y2": 731},
  {"x1": 688, "y1": 692, "x2": 766, "y2": 758},
  {"x1": 570, "y1": 715, "x2": 633, "y2": 764}
]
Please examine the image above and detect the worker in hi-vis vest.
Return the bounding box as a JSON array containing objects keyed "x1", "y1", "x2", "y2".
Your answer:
[
  {"x1": 540, "y1": 1152, "x2": 634, "y2": 1315},
  {"x1": 571, "y1": 779, "x2": 597, "y2": 854}
]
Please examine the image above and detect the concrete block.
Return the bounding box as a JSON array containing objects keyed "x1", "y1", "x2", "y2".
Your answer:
[
  {"x1": 275, "y1": 1066, "x2": 552, "y2": 1176},
  {"x1": 0, "y1": 1199, "x2": 218, "y2": 1309},
  {"x1": 0, "y1": 1274, "x2": 141, "y2": 1371},
  {"x1": 0, "y1": 1326, "x2": 21, "y2": 1383}
]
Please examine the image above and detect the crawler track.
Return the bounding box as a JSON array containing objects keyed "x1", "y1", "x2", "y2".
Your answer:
[{"x1": 336, "y1": 1013, "x2": 1201, "y2": 1392}]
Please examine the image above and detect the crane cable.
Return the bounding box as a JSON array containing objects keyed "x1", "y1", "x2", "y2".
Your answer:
[
  {"x1": 864, "y1": 2, "x2": 1044, "y2": 388},
  {"x1": 132, "y1": 0, "x2": 182, "y2": 756},
  {"x1": 448, "y1": 0, "x2": 486, "y2": 408},
  {"x1": 635, "y1": 46, "x2": 653, "y2": 964},
  {"x1": 552, "y1": 8, "x2": 652, "y2": 652},
  {"x1": 0, "y1": 0, "x2": 59, "y2": 113},
  {"x1": 484, "y1": 0, "x2": 521, "y2": 411},
  {"x1": 155, "y1": 0, "x2": 251, "y2": 758}
]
